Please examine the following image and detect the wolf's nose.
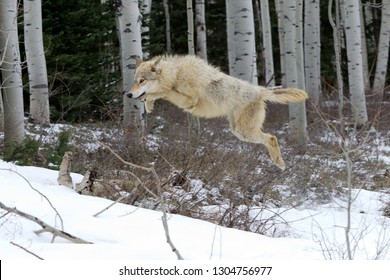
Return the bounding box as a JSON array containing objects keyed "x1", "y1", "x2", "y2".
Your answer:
[{"x1": 127, "y1": 93, "x2": 133, "y2": 98}]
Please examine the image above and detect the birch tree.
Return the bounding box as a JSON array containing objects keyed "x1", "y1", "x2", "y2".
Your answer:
[
  {"x1": 0, "y1": 89, "x2": 4, "y2": 131},
  {"x1": 0, "y1": 52, "x2": 4, "y2": 130},
  {"x1": 282, "y1": 0, "x2": 308, "y2": 145},
  {"x1": 226, "y1": 0, "x2": 258, "y2": 84},
  {"x1": 187, "y1": 0, "x2": 195, "y2": 55},
  {"x1": 187, "y1": 0, "x2": 200, "y2": 136},
  {"x1": 359, "y1": 0, "x2": 370, "y2": 91},
  {"x1": 24, "y1": 0, "x2": 50, "y2": 125},
  {"x1": 340, "y1": 0, "x2": 368, "y2": 126},
  {"x1": 163, "y1": 0, "x2": 172, "y2": 53},
  {"x1": 226, "y1": 0, "x2": 235, "y2": 74},
  {"x1": 304, "y1": 0, "x2": 321, "y2": 105},
  {"x1": 259, "y1": 0, "x2": 274, "y2": 87},
  {"x1": 0, "y1": 0, "x2": 25, "y2": 148},
  {"x1": 275, "y1": 0, "x2": 286, "y2": 86},
  {"x1": 373, "y1": 0, "x2": 390, "y2": 101},
  {"x1": 140, "y1": 0, "x2": 152, "y2": 59},
  {"x1": 329, "y1": 0, "x2": 345, "y2": 131},
  {"x1": 115, "y1": 0, "x2": 144, "y2": 129},
  {"x1": 195, "y1": 0, "x2": 207, "y2": 61}
]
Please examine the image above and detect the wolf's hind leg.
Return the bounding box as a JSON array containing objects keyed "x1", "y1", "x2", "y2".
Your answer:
[
  {"x1": 231, "y1": 128, "x2": 285, "y2": 170},
  {"x1": 228, "y1": 104, "x2": 286, "y2": 170},
  {"x1": 263, "y1": 135, "x2": 285, "y2": 170}
]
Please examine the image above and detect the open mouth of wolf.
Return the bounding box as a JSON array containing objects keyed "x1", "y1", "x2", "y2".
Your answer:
[
  {"x1": 128, "y1": 92, "x2": 146, "y2": 100},
  {"x1": 137, "y1": 92, "x2": 146, "y2": 99}
]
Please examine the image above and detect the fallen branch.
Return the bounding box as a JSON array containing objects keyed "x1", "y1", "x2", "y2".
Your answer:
[
  {"x1": 96, "y1": 140, "x2": 184, "y2": 260},
  {"x1": 0, "y1": 168, "x2": 64, "y2": 230},
  {"x1": 0, "y1": 201, "x2": 92, "y2": 244}
]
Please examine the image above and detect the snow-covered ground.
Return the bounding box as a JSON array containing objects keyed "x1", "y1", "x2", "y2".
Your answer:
[
  {"x1": 0, "y1": 160, "x2": 322, "y2": 260},
  {"x1": 1, "y1": 158, "x2": 389, "y2": 261}
]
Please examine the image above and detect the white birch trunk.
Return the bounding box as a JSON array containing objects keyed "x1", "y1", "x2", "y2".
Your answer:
[
  {"x1": 163, "y1": 0, "x2": 172, "y2": 53},
  {"x1": 24, "y1": 0, "x2": 50, "y2": 126},
  {"x1": 0, "y1": 0, "x2": 25, "y2": 147},
  {"x1": 195, "y1": 0, "x2": 207, "y2": 61},
  {"x1": 304, "y1": 0, "x2": 321, "y2": 105},
  {"x1": 329, "y1": 0, "x2": 345, "y2": 131},
  {"x1": 283, "y1": 0, "x2": 308, "y2": 145},
  {"x1": 260, "y1": 0, "x2": 275, "y2": 87},
  {"x1": 341, "y1": 0, "x2": 368, "y2": 126},
  {"x1": 140, "y1": 0, "x2": 152, "y2": 59},
  {"x1": 187, "y1": 0, "x2": 195, "y2": 55},
  {"x1": 373, "y1": 0, "x2": 390, "y2": 100},
  {"x1": 115, "y1": 0, "x2": 145, "y2": 129},
  {"x1": 359, "y1": 0, "x2": 370, "y2": 91},
  {"x1": 231, "y1": 0, "x2": 258, "y2": 84},
  {"x1": 187, "y1": 0, "x2": 200, "y2": 136},
  {"x1": 275, "y1": 0, "x2": 286, "y2": 86},
  {"x1": 0, "y1": 91, "x2": 4, "y2": 131},
  {"x1": 226, "y1": 0, "x2": 235, "y2": 74}
]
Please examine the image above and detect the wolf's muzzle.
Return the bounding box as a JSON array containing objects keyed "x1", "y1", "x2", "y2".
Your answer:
[{"x1": 127, "y1": 92, "x2": 134, "y2": 98}]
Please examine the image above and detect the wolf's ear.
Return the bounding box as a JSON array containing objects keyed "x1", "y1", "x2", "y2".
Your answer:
[
  {"x1": 135, "y1": 58, "x2": 143, "y2": 67},
  {"x1": 151, "y1": 57, "x2": 162, "y2": 73}
]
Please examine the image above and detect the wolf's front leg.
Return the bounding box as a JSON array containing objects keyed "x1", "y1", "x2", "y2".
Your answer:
[
  {"x1": 145, "y1": 99, "x2": 155, "y2": 113},
  {"x1": 164, "y1": 90, "x2": 198, "y2": 112}
]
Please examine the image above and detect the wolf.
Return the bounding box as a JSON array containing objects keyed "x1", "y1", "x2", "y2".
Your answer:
[{"x1": 128, "y1": 55, "x2": 308, "y2": 170}]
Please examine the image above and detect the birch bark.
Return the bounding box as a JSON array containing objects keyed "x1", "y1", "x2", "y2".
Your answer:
[
  {"x1": 226, "y1": 0, "x2": 235, "y2": 74},
  {"x1": 228, "y1": 0, "x2": 258, "y2": 84},
  {"x1": 341, "y1": 0, "x2": 368, "y2": 126},
  {"x1": 24, "y1": 0, "x2": 50, "y2": 125},
  {"x1": 187, "y1": 0, "x2": 195, "y2": 55},
  {"x1": 0, "y1": 0, "x2": 25, "y2": 147},
  {"x1": 140, "y1": 0, "x2": 152, "y2": 59},
  {"x1": 260, "y1": 0, "x2": 275, "y2": 87},
  {"x1": 304, "y1": 0, "x2": 321, "y2": 105},
  {"x1": 373, "y1": 0, "x2": 390, "y2": 100},
  {"x1": 195, "y1": 0, "x2": 207, "y2": 61},
  {"x1": 163, "y1": 0, "x2": 172, "y2": 53},
  {"x1": 115, "y1": 0, "x2": 144, "y2": 129},
  {"x1": 283, "y1": 0, "x2": 308, "y2": 145}
]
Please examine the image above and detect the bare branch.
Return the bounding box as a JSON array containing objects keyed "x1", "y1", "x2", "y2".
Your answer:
[
  {"x1": 93, "y1": 196, "x2": 126, "y2": 217},
  {"x1": 0, "y1": 168, "x2": 64, "y2": 230},
  {"x1": 10, "y1": 241, "x2": 44, "y2": 260},
  {"x1": 0, "y1": 201, "x2": 92, "y2": 244}
]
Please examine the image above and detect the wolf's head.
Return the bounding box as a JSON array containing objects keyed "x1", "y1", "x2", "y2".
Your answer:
[{"x1": 127, "y1": 57, "x2": 162, "y2": 100}]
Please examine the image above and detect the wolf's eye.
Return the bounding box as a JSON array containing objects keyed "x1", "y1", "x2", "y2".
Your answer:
[{"x1": 139, "y1": 78, "x2": 146, "y2": 83}]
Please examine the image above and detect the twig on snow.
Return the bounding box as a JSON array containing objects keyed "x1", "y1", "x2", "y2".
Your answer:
[
  {"x1": 0, "y1": 201, "x2": 92, "y2": 244},
  {"x1": 0, "y1": 168, "x2": 64, "y2": 230},
  {"x1": 93, "y1": 196, "x2": 126, "y2": 217},
  {"x1": 10, "y1": 241, "x2": 44, "y2": 260}
]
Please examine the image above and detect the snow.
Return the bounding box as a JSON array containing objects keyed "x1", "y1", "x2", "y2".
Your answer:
[
  {"x1": 1, "y1": 159, "x2": 390, "y2": 262},
  {"x1": 0, "y1": 160, "x2": 321, "y2": 260}
]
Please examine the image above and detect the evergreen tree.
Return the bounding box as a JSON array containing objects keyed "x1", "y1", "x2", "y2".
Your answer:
[{"x1": 41, "y1": 0, "x2": 119, "y2": 122}]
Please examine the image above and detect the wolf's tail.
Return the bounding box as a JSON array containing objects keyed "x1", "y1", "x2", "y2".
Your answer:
[{"x1": 262, "y1": 87, "x2": 308, "y2": 104}]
